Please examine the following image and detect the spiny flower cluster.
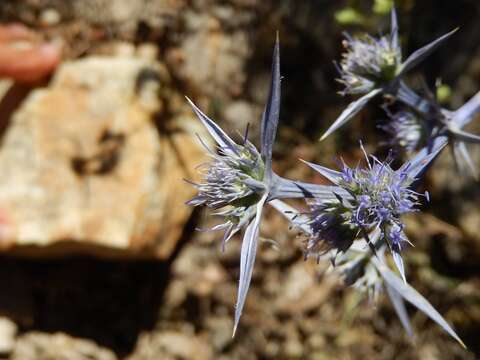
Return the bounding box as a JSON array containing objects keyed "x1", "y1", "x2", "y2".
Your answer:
[
  {"x1": 339, "y1": 33, "x2": 401, "y2": 95},
  {"x1": 187, "y1": 140, "x2": 264, "y2": 210},
  {"x1": 381, "y1": 110, "x2": 427, "y2": 152},
  {"x1": 339, "y1": 156, "x2": 419, "y2": 230},
  {"x1": 184, "y1": 9, "x2": 477, "y2": 347},
  {"x1": 305, "y1": 152, "x2": 421, "y2": 268},
  {"x1": 320, "y1": 9, "x2": 460, "y2": 143},
  {"x1": 186, "y1": 37, "x2": 284, "y2": 336}
]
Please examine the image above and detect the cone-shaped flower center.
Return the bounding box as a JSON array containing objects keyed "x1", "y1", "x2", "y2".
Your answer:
[
  {"x1": 188, "y1": 141, "x2": 265, "y2": 210},
  {"x1": 339, "y1": 34, "x2": 401, "y2": 94}
]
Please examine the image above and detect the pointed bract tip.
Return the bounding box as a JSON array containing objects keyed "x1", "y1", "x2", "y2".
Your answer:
[
  {"x1": 298, "y1": 158, "x2": 318, "y2": 171},
  {"x1": 185, "y1": 95, "x2": 200, "y2": 110},
  {"x1": 319, "y1": 131, "x2": 329, "y2": 142},
  {"x1": 398, "y1": 27, "x2": 459, "y2": 77},
  {"x1": 298, "y1": 158, "x2": 321, "y2": 172},
  {"x1": 319, "y1": 88, "x2": 382, "y2": 142},
  {"x1": 391, "y1": 6, "x2": 398, "y2": 27},
  {"x1": 185, "y1": 95, "x2": 197, "y2": 109}
]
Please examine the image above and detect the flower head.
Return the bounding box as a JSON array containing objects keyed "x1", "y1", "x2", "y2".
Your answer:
[
  {"x1": 301, "y1": 144, "x2": 439, "y2": 281},
  {"x1": 381, "y1": 110, "x2": 427, "y2": 153},
  {"x1": 186, "y1": 35, "x2": 282, "y2": 336},
  {"x1": 338, "y1": 33, "x2": 401, "y2": 95},
  {"x1": 320, "y1": 8, "x2": 457, "y2": 141},
  {"x1": 271, "y1": 198, "x2": 466, "y2": 348},
  {"x1": 337, "y1": 152, "x2": 421, "y2": 230},
  {"x1": 187, "y1": 139, "x2": 265, "y2": 210}
]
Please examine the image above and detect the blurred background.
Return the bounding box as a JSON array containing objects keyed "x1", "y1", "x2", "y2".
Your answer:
[{"x1": 0, "y1": 0, "x2": 479, "y2": 359}]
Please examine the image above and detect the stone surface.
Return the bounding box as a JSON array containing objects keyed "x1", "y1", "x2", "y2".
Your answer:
[
  {"x1": 165, "y1": 11, "x2": 251, "y2": 99},
  {"x1": 11, "y1": 332, "x2": 117, "y2": 360},
  {"x1": 127, "y1": 331, "x2": 213, "y2": 360},
  {"x1": 0, "y1": 317, "x2": 17, "y2": 355},
  {"x1": 0, "y1": 55, "x2": 205, "y2": 258}
]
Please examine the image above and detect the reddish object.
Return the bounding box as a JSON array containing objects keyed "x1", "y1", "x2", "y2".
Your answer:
[{"x1": 0, "y1": 24, "x2": 61, "y2": 84}]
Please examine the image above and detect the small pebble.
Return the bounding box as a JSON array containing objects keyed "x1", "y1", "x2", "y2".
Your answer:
[{"x1": 40, "y1": 8, "x2": 61, "y2": 26}]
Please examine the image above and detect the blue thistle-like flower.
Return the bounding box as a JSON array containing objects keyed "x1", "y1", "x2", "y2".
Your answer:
[
  {"x1": 187, "y1": 139, "x2": 265, "y2": 210},
  {"x1": 271, "y1": 198, "x2": 466, "y2": 348},
  {"x1": 320, "y1": 8, "x2": 457, "y2": 141},
  {"x1": 186, "y1": 36, "x2": 350, "y2": 335},
  {"x1": 380, "y1": 90, "x2": 480, "y2": 178},
  {"x1": 185, "y1": 37, "x2": 283, "y2": 336},
  {"x1": 381, "y1": 110, "x2": 427, "y2": 153},
  {"x1": 186, "y1": 137, "x2": 266, "y2": 252},
  {"x1": 301, "y1": 145, "x2": 436, "y2": 282},
  {"x1": 338, "y1": 33, "x2": 401, "y2": 96}
]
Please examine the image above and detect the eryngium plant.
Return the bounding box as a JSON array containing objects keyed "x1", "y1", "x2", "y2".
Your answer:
[
  {"x1": 185, "y1": 43, "x2": 279, "y2": 334},
  {"x1": 321, "y1": 8, "x2": 480, "y2": 180},
  {"x1": 302, "y1": 146, "x2": 430, "y2": 283},
  {"x1": 338, "y1": 31, "x2": 401, "y2": 95},
  {"x1": 186, "y1": 36, "x2": 342, "y2": 335},
  {"x1": 321, "y1": 8, "x2": 458, "y2": 141},
  {"x1": 185, "y1": 8, "x2": 478, "y2": 348}
]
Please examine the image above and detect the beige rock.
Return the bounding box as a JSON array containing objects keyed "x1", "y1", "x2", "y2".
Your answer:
[
  {"x1": 0, "y1": 317, "x2": 17, "y2": 354},
  {"x1": 72, "y1": 0, "x2": 144, "y2": 24},
  {"x1": 127, "y1": 331, "x2": 213, "y2": 360},
  {"x1": 0, "y1": 56, "x2": 205, "y2": 258},
  {"x1": 274, "y1": 260, "x2": 334, "y2": 315},
  {"x1": 11, "y1": 332, "x2": 117, "y2": 360},
  {"x1": 166, "y1": 12, "x2": 251, "y2": 99},
  {"x1": 39, "y1": 8, "x2": 61, "y2": 26}
]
